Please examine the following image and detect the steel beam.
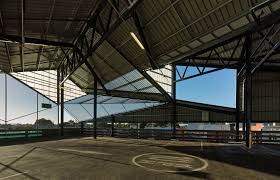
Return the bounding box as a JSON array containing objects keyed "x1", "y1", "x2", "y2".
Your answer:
[
  {"x1": 59, "y1": 0, "x2": 142, "y2": 86},
  {"x1": 132, "y1": 11, "x2": 157, "y2": 69},
  {"x1": 251, "y1": 41, "x2": 280, "y2": 74},
  {"x1": 81, "y1": 88, "x2": 167, "y2": 102},
  {"x1": 176, "y1": 100, "x2": 236, "y2": 114},
  {"x1": 94, "y1": 36, "x2": 172, "y2": 101},
  {"x1": 84, "y1": 60, "x2": 107, "y2": 93},
  {"x1": 0, "y1": 33, "x2": 74, "y2": 47},
  {"x1": 173, "y1": 9, "x2": 280, "y2": 65},
  {"x1": 175, "y1": 62, "x2": 240, "y2": 82}
]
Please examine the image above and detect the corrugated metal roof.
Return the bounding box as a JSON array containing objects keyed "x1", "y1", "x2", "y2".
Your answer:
[{"x1": 0, "y1": 0, "x2": 279, "y2": 97}]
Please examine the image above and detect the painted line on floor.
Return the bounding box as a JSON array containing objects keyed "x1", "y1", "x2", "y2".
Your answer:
[
  {"x1": 0, "y1": 172, "x2": 28, "y2": 180},
  {"x1": 132, "y1": 152, "x2": 208, "y2": 173},
  {"x1": 57, "y1": 148, "x2": 112, "y2": 155}
]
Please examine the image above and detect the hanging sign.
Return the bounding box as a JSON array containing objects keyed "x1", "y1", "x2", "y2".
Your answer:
[{"x1": 41, "y1": 103, "x2": 52, "y2": 109}]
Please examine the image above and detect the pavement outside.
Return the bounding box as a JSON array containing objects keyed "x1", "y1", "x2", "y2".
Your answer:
[{"x1": 0, "y1": 137, "x2": 280, "y2": 180}]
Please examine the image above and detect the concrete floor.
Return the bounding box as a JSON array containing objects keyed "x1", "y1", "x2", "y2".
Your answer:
[{"x1": 0, "y1": 137, "x2": 280, "y2": 180}]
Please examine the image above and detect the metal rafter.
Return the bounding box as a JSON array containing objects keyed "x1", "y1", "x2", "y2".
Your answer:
[
  {"x1": 57, "y1": 0, "x2": 172, "y2": 102},
  {"x1": 0, "y1": 34, "x2": 74, "y2": 47},
  {"x1": 0, "y1": 11, "x2": 12, "y2": 72},
  {"x1": 132, "y1": 11, "x2": 157, "y2": 69},
  {"x1": 101, "y1": 35, "x2": 173, "y2": 101},
  {"x1": 250, "y1": 25, "x2": 280, "y2": 74},
  {"x1": 175, "y1": 63, "x2": 240, "y2": 83},
  {"x1": 173, "y1": 8, "x2": 280, "y2": 67},
  {"x1": 237, "y1": 19, "x2": 280, "y2": 76},
  {"x1": 175, "y1": 38, "x2": 244, "y2": 82},
  {"x1": 84, "y1": 60, "x2": 107, "y2": 92},
  {"x1": 81, "y1": 88, "x2": 167, "y2": 102},
  {"x1": 36, "y1": 0, "x2": 56, "y2": 71},
  {"x1": 59, "y1": 0, "x2": 142, "y2": 85}
]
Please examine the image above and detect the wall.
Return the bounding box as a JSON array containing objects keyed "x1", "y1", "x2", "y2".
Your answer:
[{"x1": 252, "y1": 71, "x2": 280, "y2": 122}]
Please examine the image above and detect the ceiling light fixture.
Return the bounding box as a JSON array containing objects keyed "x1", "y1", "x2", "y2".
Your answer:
[{"x1": 130, "y1": 32, "x2": 144, "y2": 50}]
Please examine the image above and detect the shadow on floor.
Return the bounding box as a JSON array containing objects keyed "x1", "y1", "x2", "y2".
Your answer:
[
  {"x1": 0, "y1": 147, "x2": 39, "y2": 180},
  {"x1": 163, "y1": 144, "x2": 280, "y2": 177},
  {"x1": 0, "y1": 135, "x2": 87, "y2": 147}
]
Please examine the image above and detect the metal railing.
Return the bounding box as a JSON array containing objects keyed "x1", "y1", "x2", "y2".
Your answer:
[
  {"x1": 1, "y1": 128, "x2": 280, "y2": 144},
  {"x1": 0, "y1": 129, "x2": 42, "y2": 139}
]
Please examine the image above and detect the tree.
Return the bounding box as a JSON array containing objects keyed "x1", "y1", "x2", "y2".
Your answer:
[
  {"x1": 140, "y1": 122, "x2": 147, "y2": 129},
  {"x1": 64, "y1": 120, "x2": 79, "y2": 127},
  {"x1": 34, "y1": 118, "x2": 55, "y2": 129}
]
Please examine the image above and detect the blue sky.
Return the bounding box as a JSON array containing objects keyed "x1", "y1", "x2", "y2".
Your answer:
[
  {"x1": 176, "y1": 67, "x2": 236, "y2": 108},
  {"x1": 0, "y1": 68, "x2": 236, "y2": 124},
  {"x1": 0, "y1": 73, "x2": 73, "y2": 124}
]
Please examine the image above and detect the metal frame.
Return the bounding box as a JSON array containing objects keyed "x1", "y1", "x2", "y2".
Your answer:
[
  {"x1": 0, "y1": 11, "x2": 12, "y2": 72},
  {"x1": 58, "y1": 0, "x2": 141, "y2": 85},
  {"x1": 235, "y1": 67, "x2": 240, "y2": 141},
  {"x1": 171, "y1": 65, "x2": 176, "y2": 137},
  {"x1": 56, "y1": 0, "x2": 172, "y2": 102},
  {"x1": 81, "y1": 88, "x2": 167, "y2": 102},
  {"x1": 1, "y1": 0, "x2": 279, "y2": 142},
  {"x1": 132, "y1": 11, "x2": 157, "y2": 69},
  {"x1": 0, "y1": 34, "x2": 74, "y2": 47},
  {"x1": 244, "y1": 34, "x2": 252, "y2": 148}
]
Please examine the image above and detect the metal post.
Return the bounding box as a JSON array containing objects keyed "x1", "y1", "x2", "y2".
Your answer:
[
  {"x1": 171, "y1": 65, "x2": 177, "y2": 138},
  {"x1": 235, "y1": 69, "x2": 240, "y2": 141},
  {"x1": 80, "y1": 122, "x2": 84, "y2": 135},
  {"x1": 36, "y1": 92, "x2": 38, "y2": 130},
  {"x1": 245, "y1": 35, "x2": 252, "y2": 148},
  {"x1": 242, "y1": 114, "x2": 246, "y2": 140},
  {"x1": 4, "y1": 73, "x2": 7, "y2": 133},
  {"x1": 111, "y1": 115, "x2": 115, "y2": 137},
  {"x1": 20, "y1": 0, "x2": 25, "y2": 72},
  {"x1": 57, "y1": 69, "x2": 60, "y2": 127},
  {"x1": 93, "y1": 75, "x2": 97, "y2": 139},
  {"x1": 60, "y1": 73, "x2": 64, "y2": 136}
]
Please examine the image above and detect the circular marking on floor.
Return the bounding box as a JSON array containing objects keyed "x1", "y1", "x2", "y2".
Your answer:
[{"x1": 132, "y1": 153, "x2": 208, "y2": 173}]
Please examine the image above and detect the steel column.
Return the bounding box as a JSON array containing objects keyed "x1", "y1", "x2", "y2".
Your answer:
[
  {"x1": 57, "y1": 69, "x2": 60, "y2": 126},
  {"x1": 111, "y1": 115, "x2": 115, "y2": 137},
  {"x1": 171, "y1": 65, "x2": 177, "y2": 137},
  {"x1": 93, "y1": 76, "x2": 97, "y2": 139},
  {"x1": 245, "y1": 35, "x2": 252, "y2": 148},
  {"x1": 242, "y1": 112, "x2": 246, "y2": 140},
  {"x1": 4, "y1": 73, "x2": 7, "y2": 132},
  {"x1": 20, "y1": 0, "x2": 25, "y2": 72},
  {"x1": 80, "y1": 122, "x2": 84, "y2": 135},
  {"x1": 60, "y1": 72, "x2": 64, "y2": 136},
  {"x1": 36, "y1": 92, "x2": 38, "y2": 130},
  {"x1": 235, "y1": 69, "x2": 240, "y2": 141}
]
